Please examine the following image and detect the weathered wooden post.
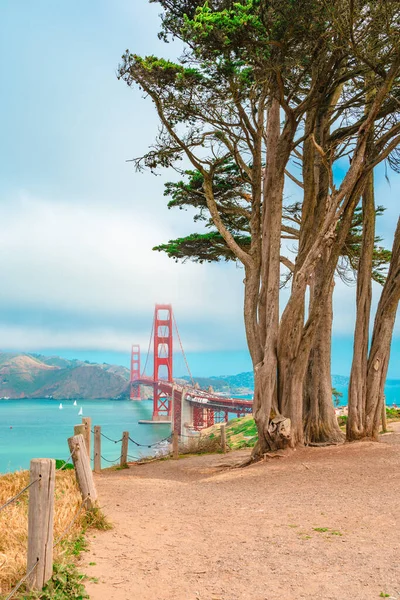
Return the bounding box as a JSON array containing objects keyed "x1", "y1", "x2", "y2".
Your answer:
[
  {"x1": 120, "y1": 431, "x2": 129, "y2": 467},
  {"x1": 27, "y1": 459, "x2": 55, "y2": 591},
  {"x1": 68, "y1": 434, "x2": 97, "y2": 508},
  {"x1": 221, "y1": 423, "x2": 227, "y2": 453},
  {"x1": 382, "y1": 397, "x2": 388, "y2": 433},
  {"x1": 173, "y1": 430, "x2": 179, "y2": 460},
  {"x1": 94, "y1": 426, "x2": 101, "y2": 473},
  {"x1": 82, "y1": 417, "x2": 92, "y2": 458},
  {"x1": 74, "y1": 424, "x2": 85, "y2": 437}
]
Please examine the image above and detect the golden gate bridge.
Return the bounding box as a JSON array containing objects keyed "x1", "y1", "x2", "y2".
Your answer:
[{"x1": 130, "y1": 304, "x2": 253, "y2": 433}]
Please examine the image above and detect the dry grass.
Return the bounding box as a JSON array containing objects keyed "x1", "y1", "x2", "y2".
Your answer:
[
  {"x1": 179, "y1": 431, "x2": 225, "y2": 455},
  {"x1": 0, "y1": 468, "x2": 82, "y2": 596}
]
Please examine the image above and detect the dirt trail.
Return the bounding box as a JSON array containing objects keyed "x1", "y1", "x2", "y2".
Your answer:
[{"x1": 83, "y1": 424, "x2": 400, "y2": 600}]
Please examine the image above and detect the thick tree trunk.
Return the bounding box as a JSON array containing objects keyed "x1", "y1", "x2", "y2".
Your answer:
[
  {"x1": 347, "y1": 172, "x2": 375, "y2": 440},
  {"x1": 365, "y1": 218, "x2": 400, "y2": 438},
  {"x1": 252, "y1": 98, "x2": 289, "y2": 456},
  {"x1": 277, "y1": 293, "x2": 306, "y2": 447},
  {"x1": 303, "y1": 274, "x2": 344, "y2": 444}
]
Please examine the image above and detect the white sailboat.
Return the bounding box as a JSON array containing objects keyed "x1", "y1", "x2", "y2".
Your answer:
[
  {"x1": 59, "y1": 403, "x2": 63, "y2": 410},
  {"x1": 78, "y1": 407, "x2": 83, "y2": 416},
  {"x1": 73, "y1": 400, "x2": 77, "y2": 406}
]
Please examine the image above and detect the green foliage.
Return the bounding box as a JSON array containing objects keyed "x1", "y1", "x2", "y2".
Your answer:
[
  {"x1": 55, "y1": 459, "x2": 74, "y2": 470},
  {"x1": 153, "y1": 231, "x2": 250, "y2": 262},
  {"x1": 22, "y1": 562, "x2": 90, "y2": 600},
  {"x1": 386, "y1": 407, "x2": 400, "y2": 420},
  {"x1": 337, "y1": 415, "x2": 348, "y2": 427},
  {"x1": 313, "y1": 527, "x2": 329, "y2": 533},
  {"x1": 332, "y1": 387, "x2": 343, "y2": 408},
  {"x1": 69, "y1": 533, "x2": 88, "y2": 557},
  {"x1": 227, "y1": 416, "x2": 258, "y2": 448}
]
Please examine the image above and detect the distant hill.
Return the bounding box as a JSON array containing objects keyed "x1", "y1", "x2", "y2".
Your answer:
[
  {"x1": 0, "y1": 352, "x2": 131, "y2": 400},
  {"x1": 3, "y1": 352, "x2": 394, "y2": 401},
  {"x1": 179, "y1": 371, "x2": 254, "y2": 395}
]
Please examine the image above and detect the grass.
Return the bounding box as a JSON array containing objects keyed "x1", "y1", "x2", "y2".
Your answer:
[
  {"x1": 386, "y1": 407, "x2": 400, "y2": 420},
  {"x1": 178, "y1": 432, "x2": 225, "y2": 455},
  {"x1": 176, "y1": 415, "x2": 259, "y2": 456},
  {"x1": 55, "y1": 459, "x2": 74, "y2": 471},
  {"x1": 313, "y1": 527, "x2": 343, "y2": 536},
  {"x1": 0, "y1": 467, "x2": 111, "y2": 599}
]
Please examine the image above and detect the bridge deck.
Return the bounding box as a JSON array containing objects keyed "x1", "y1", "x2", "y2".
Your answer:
[{"x1": 134, "y1": 377, "x2": 253, "y2": 413}]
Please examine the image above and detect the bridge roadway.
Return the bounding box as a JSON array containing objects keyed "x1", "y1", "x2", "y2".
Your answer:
[{"x1": 135, "y1": 377, "x2": 253, "y2": 414}]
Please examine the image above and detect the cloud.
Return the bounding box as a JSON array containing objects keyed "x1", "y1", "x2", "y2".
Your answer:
[{"x1": 0, "y1": 192, "x2": 247, "y2": 352}]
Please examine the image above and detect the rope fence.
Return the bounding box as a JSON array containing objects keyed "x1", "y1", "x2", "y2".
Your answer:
[
  {"x1": 53, "y1": 498, "x2": 89, "y2": 548},
  {"x1": 100, "y1": 454, "x2": 122, "y2": 464},
  {"x1": 2, "y1": 408, "x2": 212, "y2": 598},
  {"x1": 0, "y1": 478, "x2": 40, "y2": 514},
  {"x1": 4, "y1": 559, "x2": 39, "y2": 600}
]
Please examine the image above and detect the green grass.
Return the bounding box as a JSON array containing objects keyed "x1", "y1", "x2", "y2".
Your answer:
[
  {"x1": 226, "y1": 416, "x2": 258, "y2": 449},
  {"x1": 313, "y1": 527, "x2": 343, "y2": 536},
  {"x1": 55, "y1": 459, "x2": 74, "y2": 470},
  {"x1": 21, "y1": 562, "x2": 90, "y2": 600},
  {"x1": 14, "y1": 505, "x2": 110, "y2": 600},
  {"x1": 386, "y1": 407, "x2": 400, "y2": 420},
  {"x1": 379, "y1": 593, "x2": 390, "y2": 598}
]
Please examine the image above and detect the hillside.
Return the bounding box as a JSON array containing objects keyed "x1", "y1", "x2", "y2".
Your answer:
[
  {"x1": 0, "y1": 352, "x2": 130, "y2": 400},
  {"x1": 179, "y1": 371, "x2": 254, "y2": 395},
  {"x1": 179, "y1": 372, "x2": 355, "y2": 395}
]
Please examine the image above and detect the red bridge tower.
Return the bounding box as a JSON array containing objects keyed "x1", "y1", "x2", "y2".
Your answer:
[
  {"x1": 130, "y1": 344, "x2": 141, "y2": 400},
  {"x1": 153, "y1": 304, "x2": 173, "y2": 420}
]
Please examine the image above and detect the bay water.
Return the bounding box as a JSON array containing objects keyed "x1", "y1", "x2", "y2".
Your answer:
[
  {"x1": 0, "y1": 398, "x2": 171, "y2": 474},
  {"x1": 1, "y1": 381, "x2": 399, "y2": 473}
]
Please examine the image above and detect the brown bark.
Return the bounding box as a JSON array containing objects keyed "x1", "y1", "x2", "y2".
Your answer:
[
  {"x1": 253, "y1": 97, "x2": 286, "y2": 455},
  {"x1": 304, "y1": 271, "x2": 344, "y2": 445},
  {"x1": 365, "y1": 218, "x2": 400, "y2": 438},
  {"x1": 347, "y1": 171, "x2": 375, "y2": 440}
]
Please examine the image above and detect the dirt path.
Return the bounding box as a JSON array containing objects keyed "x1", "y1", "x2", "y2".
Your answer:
[{"x1": 83, "y1": 425, "x2": 400, "y2": 600}]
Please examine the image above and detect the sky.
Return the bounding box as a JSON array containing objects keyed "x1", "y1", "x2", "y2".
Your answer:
[{"x1": 0, "y1": 0, "x2": 399, "y2": 378}]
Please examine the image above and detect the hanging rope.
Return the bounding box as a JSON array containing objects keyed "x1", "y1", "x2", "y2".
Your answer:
[
  {"x1": 56, "y1": 449, "x2": 75, "y2": 471},
  {"x1": 53, "y1": 498, "x2": 89, "y2": 547},
  {"x1": 173, "y1": 312, "x2": 194, "y2": 386},
  {"x1": 128, "y1": 435, "x2": 171, "y2": 448},
  {"x1": 0, "y1": 479, "x2": 40, "y2": 514},
  {"x1": 141, "y1": 314, "x2": 155, "y2": 377},
  {"x1": 4, "y1": 559, "x2": 39, "y2": 600}
]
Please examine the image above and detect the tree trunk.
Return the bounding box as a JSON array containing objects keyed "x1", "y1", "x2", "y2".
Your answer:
[
  {"x1": 347, "y1": 171, "x2": 375, "y2": 440},
  {"x1": 303, "y1": 273, "x2": 344, "y2": 444},
  {"x1": 365, "y1": 218, "x2": 400, "y2": 438},
  {"x1": 252, "y1": 98, "x2": 289, "y2": 456}
]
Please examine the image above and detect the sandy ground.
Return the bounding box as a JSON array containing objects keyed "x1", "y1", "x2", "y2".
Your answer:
[{"x1": 83, "y1": 423, "x2": 400, "y2": 600}]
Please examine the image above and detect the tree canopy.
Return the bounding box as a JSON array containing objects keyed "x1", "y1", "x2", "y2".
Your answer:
[{"x1": 120, "y1": 0, "x2": 400, "y2": 453}]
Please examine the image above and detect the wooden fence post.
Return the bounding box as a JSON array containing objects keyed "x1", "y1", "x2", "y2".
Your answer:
[
  {"x1": 82, "y1": 417, "x2": 92, "y2": 458},
  {"x1": 74, "y1": 424, "x2": 85, "y2": 437},
  {"x1": 26, "y1": 459, "x2": 55, "y2": 591},
  {"x1": 173, "y1": 430, "x2": 179, "y2": 460},
  {"x1": 120, "y1": 431, "x2": 129, "y2": 467},
  {"x1": 221, "y1": 423, "x2": 227, "y2": 453},
  {"x1": 94, "y1": 426, "x2": 101, "y2": 473},
  {"x1": 68, "y1": 434, "x2": 97, "y2": 509}
]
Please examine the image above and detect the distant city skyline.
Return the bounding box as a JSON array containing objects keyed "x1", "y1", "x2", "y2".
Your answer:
[{"x1": 0, "y1": 1, "x2": 398, "y2": 379}]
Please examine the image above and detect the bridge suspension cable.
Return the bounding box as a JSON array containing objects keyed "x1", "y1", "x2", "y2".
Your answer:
[
  {"x1": 173, "y1": 312, "x2": 194, "y2": 387},
  {"x1": 141, "y1": 314, "x2": 155, "y2": 377}
]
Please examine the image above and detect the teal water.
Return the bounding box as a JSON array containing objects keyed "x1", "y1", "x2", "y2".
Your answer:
[
  {"x1": 334, "y1": 380, "x2": 400, "y2": 407},
  {"x1": 0, "y1": 399, "x2": 171, "y2": 474}
]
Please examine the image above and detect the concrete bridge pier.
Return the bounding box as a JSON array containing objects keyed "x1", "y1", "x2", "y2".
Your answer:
[{"x1": 180, "y1": 388, "x2": 193, "y2": 435}]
